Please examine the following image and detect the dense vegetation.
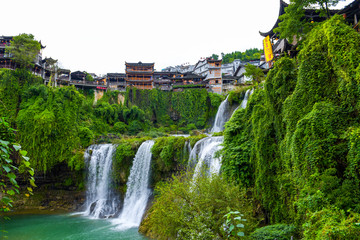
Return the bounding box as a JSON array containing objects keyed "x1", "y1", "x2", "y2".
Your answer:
[
  {"x1": 221, "y1": 15, "x2": 360, "y2": 238},
  {"x1": 0, "y1": 70, "x2": 222, "y2": 174},
  {"x1": 140, "y1": 172, "x2": 255, "y2": 240},
  {"x1": 125, "y1": 87, "x2": 222, "y2": 130}
]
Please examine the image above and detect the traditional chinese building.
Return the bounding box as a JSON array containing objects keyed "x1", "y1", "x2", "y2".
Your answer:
[
  {"x1": 107, "y1": 73, "x2": 126, "y2": 91},
  {"x1": 206, "y1": 59, "x2": 222, "y2": 94},
  {"x1": 193, "y1": 58, "x2": 223, "y2": 93},
  {"x1": 71, "y1": 71, "x2": 86, "y2": 81},
  {"x1": 125, "y1": 61, "x2": 154, "y2": 90},
  {"x1": 339, "y1": 0, "x2": 360, "y2": 31},
  {"x1": 0, "y1": 36, "x2": 16, "y2": 70},
  {"x1": 259, "y1": 0, "x2": 340, "y2": 58}
]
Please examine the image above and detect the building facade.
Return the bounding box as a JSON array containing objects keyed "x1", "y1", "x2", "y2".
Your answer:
[{"x1": 125, "y1": 62, "x2": 154, "y2": 90}]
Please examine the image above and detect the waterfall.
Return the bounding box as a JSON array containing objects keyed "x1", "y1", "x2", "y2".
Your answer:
[
  {"x1": 191, "y1": 89, "x2": 254, "y2": 178},
  {"x1": 189, "y1": 136, "x2": 224, "y2": 178},
  {"x1": 113, "y1": 140, "x2": 154, "y2": 230},
  {"x1": 83, "y1": 144, "x2": 119, "y2": 219},
  {"x1": 211, "y1": 95, "x2": 231, "y2": 133},
  {"x1": 231, "y1": 88, "x2": 254, "y2": 118}
]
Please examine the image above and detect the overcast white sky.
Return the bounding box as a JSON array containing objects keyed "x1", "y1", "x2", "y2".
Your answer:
[{"x1": 2, "y1": 0, "x2": 353, "y2": 75}]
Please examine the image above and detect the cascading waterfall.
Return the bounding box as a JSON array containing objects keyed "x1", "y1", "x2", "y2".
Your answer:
[
  {"x1": 83, "y1": 144, "x2": 119, "y2": 219},
  {"x1": 113, "y1": 140, "x2": 155, "y2": 230},
  {"x1": 231, "y1": 88, "x2": 254, "y2": 118},
  {"x1": 191, "y1": 88, "x2": 254, "y2": 178},
  {"x1": 189, "y1": 136, "x2": 224, "y2": 178},
  {"x1": 211, "y1": 95, "x2": 231, "y2": 133}
]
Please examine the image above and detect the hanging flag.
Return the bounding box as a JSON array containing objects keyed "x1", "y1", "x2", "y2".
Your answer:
[{"x1": 263, "y1": 36, "x2": 274, "y2": 62}]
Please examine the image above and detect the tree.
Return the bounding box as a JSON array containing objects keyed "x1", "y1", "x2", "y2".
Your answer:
[
  {"x1": 244, "y1": 64, "x2": 264, "y2": 85},
  {"x1": 5, "y1": 34, "x2": 41, "y2": 69},
  {"x1": 44, "y1": 58, "x2": 58, "y2": 87},
  {"x1": 210, "y1": 53, "x2": 219, "y2": 60},
  {"x1": 275, "y1": 0, "x2": 342, "y2": 42},
  {"x1": 85, "y1": 72, "x2": 94, "y2": 82}
]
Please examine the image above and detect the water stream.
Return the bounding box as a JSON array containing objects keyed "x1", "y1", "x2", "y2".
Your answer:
[
  {"x1": 113, "y1": 140, "x2": 155, "y2": 230},
  {"x1": 83, "y1": 144, "x2": 119, "y2": 219},
  {"x1": 211, "y1": 95, "x2": 231, "y2": 133},
  {"x1": 231, "y1": 88, "x2": 254, "y2": 118},
  {"x1": 191, "y1": 89, "x2": 254, "y2": 178},
  {"x1": 189, "y1": 136, "x2": 224, "y2": 178}
]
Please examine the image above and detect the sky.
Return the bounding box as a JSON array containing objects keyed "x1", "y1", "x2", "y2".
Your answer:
[{"x1": 2, "y1": 0, "x2": 353, "y2": 75}]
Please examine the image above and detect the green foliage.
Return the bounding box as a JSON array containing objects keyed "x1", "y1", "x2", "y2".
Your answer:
[
  {"x1": 140, "y1": 172, "x2": 255, "y2": 240},
  {"x1": 67, "y1": 151, "x2": 85, "y2": 171},
  {"x1": 250, "y1": 224, "x2": 297, "y2": 240},
  {"x1": 244, "y1": 64, "x2": 264, "y2": 85},
  {"x1": 220, "y1": 48, "x2": 262, "y2": 64},
  {"x1": 275, "y1": 0, "x2": 342, "y2": 42},
  {"x1": 210, "y1": 53, "x2": 219, "y2": 60},
  {"x1": 222, "y1": 16, "x2": 360, "y2": 233},
  {"x1": 112, "y1": 137, "x2": 149, "y2": 188},
  {"x1": 151, "y1": 136, "x2": 190, "y2": 184},
  {"x1": 222, "y1": 106, "x2": 254, "y2": 187},
  {"x1": 128, "y1": 120, "x2": 145, "y2": 136},
  {"x1": 78, "y1": 127, "x2": 94, "y2": 148},
  {"x1": 16, "y1": 85, "x2": 85, "y2": 172},
  {"x1": 0, "y1": 118, "x2": 35, "y2": 213},
  {"x1": 5, "y1": 33, "x2": 41, "y2": 69},
  {"x1": 302, "y1": 208, "x2": 360, "y2": 240},
  {"x1": 125, "y1": 88, "x2": 221, "y2": 129},
  {"x1": 113, "y1": 121, "x2": 128, "y2": 134},
  {"x1": 97, "y1": 90, "x2": 121, "y2": 104},
  {"x1": 223, "y1": 211, "x2": 247, "y2": 238},
  {"x1": 84, "y1": 72, "x2": 94, "y2": 82},
  {"x1": 0, "y1": 69, "x2": 42, "y2": 125}
]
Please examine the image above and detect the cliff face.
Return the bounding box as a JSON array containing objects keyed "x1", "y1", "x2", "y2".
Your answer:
[{"x1": 13, "y1": 162, "x2": 85, "y2": 212}]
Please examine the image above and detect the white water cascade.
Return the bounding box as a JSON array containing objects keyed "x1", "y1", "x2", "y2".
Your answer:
[
  {"x1": 113, "y1": 140, "x2": 155, "y2": 230},
  {"x1": 83, "y1": 144, "x2": 119, "y2": 219},
  {"x1": 211, "y1": 95, "x2": 231, "y2": 133},
  {"x1": 231, "y1": 88, "x2": 254, "y2": 118},
  {"x1": 189, "y1": 136, "x2": 224, "y2": 178},
  {"x1": 191, "y1": 89, "x2": 254, "y2": 178}
]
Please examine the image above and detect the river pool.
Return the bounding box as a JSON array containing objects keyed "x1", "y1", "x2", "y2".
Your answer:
[{"x1": 0, "y1": 214, "x2": 147, "y2": 240}]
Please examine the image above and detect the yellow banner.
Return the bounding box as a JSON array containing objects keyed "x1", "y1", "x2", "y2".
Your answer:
[{"x1": 263, "y1": 36, "x2": 274, "y2": 62}]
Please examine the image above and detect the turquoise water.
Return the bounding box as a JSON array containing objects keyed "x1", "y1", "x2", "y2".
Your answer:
[{"x1": 0, "y1": 214, "x2": 147, "y2": 240}]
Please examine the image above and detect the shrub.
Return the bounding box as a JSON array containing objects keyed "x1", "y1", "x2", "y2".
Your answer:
[
  {"x1": 250, "y1": 224, "x2": 296, "y2": 240},
  {"x1": 78, "y1": 127, "x2": 94, "y2": 147},
  {"x1": 302, "y1": 208, "x2": 360, "y2": 240},
  {"x1": 140, "y1": 172, "x2": 256, "y2": 239},
  {"x1": 113, "y1": 121, "x2": 127, "y2": 134}
]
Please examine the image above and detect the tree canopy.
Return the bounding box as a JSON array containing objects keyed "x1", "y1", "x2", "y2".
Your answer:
[
  {"x1": 215, "y1": 48, "x2": 262, "y2": 64},
  {"x1": 275, "y1": 0, "x2": 343, "y2": 42},
  {"x1": 244, "y1": 64, "x2": 264, "y2": 85},
  {"x1": 5, "y1": 33, "x2": 41, "y2": 69}
]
